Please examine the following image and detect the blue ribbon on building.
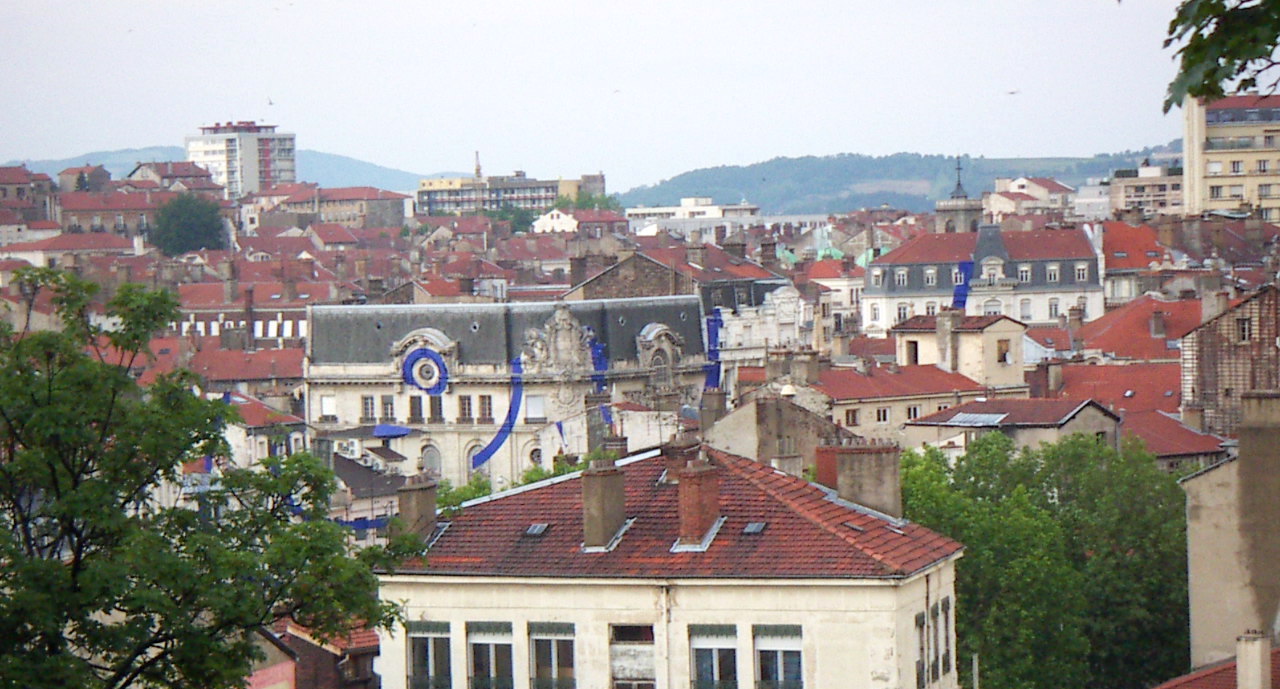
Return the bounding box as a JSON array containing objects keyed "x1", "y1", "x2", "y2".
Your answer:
[{"x1": 471, "y1": 357, "x2": 524, "y2": 469}]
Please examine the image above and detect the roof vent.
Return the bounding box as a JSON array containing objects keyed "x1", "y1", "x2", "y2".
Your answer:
[
  {"x1": 743, "y1": 521, "x2": 766, "y2": 534},
  {"x1": 524, "y1": 523, "x2": 549, "y2": 537}
]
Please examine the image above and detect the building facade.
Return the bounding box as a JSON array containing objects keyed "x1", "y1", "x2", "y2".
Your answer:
[
  {"x1": 1181, "y1": 285, "x2": 1280, "y2": 437},
  {"x1": 861, "y1": 226, "x2": 1104, "y2": 337},
  {"x1": 417, "y1": 171, "x2": 605, "y2": 215},
  {"x1": 1110, "y1": 164, "x2": 1184, "y2": 217},
  {"x1": 186, "y1": 121, "x2": 297, "y2": 199},
  {"x1": 304, "y1": 297, "x2": 709, "y2": 488},
  {"x1": 1184, "y1": 94, "x2": 1280, "y2": 219}
]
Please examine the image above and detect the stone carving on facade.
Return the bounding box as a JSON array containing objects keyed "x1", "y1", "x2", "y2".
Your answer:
[{"x1": 636, "y1": 322, "x2": 684, "y2": 392}]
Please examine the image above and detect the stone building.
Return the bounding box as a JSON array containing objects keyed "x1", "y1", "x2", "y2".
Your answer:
[
  {"x1": 304, "y1": 297, "x2": 709, "y2": 488},
  {"x1": 1181, "y1": 285, "x2": 1280, "y2": 436}
]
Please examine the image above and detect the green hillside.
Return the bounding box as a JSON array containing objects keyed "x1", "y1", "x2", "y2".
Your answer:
[{"x1": 617, "y1": 144, "x2": 1182, "y2": 214}]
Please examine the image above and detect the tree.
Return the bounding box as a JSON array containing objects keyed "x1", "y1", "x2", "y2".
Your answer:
[
  {"x1": 75, "y1": 171, "x2": 89, "y2": 192},
  {"x1": 151, "y1": 194, "x2": 227, "y2": 256},
  {"x1": 573, "y1": 192, "x2": 622, "y2": 212},
  {"x1": 1164, "y1": 0, "x2": 1280, "y2": 111},
  {"x1": 901, "y1": 432, "x2": 1188, "y2": 689},
  {"x1": 0, "y1": 269, "x2": 418, "y2": 689}
]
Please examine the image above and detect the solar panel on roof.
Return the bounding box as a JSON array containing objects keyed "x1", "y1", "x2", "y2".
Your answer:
[{"x1": 947, "y1": 412, "x2": 1008, "y2": 426}]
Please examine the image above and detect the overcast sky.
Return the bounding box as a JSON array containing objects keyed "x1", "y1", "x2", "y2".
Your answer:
[{"x1": 4, "y1": 1, "x2": 1186, "y2": 191}]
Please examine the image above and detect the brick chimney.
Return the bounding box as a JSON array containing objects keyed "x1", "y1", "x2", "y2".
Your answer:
[
  {"x1": 722, "y1": 233, "x2": 747, "y2": 260},
  {"x1": 394, "y1": 474, "x2": 438, "y2": 539},
  {"x1": 582, "y1": 454, "x2": 626, "y2": 549},
  {"x1": 677, "y1": 459, "x2": 720, "y2": 546},
  {"x1": 816, "y1": 442, "x2": 903, "y2": 518},
  {"x1": 1150, "y1": 310, "x2": 1167, "y2": 338},
  {"x1": 661, "y1": 437, "x2": 701, "y2": 483},
  {"x1": 685, "y1": 229, "x2": 706, "y2": 267},
  {"x1": 1236, "y1": 631, "x2": 1271, "y2": 689},
  {"x1": 1202, "y1": 290, "x2": 1230, "y2": 324}
]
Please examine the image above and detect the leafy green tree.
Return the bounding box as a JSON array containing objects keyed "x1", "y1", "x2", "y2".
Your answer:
[
  {"x1": 1164, "y1": 0, "x2": 1280, "y2": 110},
  {"x1": 0, "y1": 269, "x2": 417, "y2": 689},
  {"x1": 573, "y1": 192, "x2": 622, "y2": 211},
  {"x1": 552, "y1": 195, "x2": 575, "y2": 211},
  {"x1": 901, "y1": 432, "x2": 1188, "y2": 689},
  {"x1": 482, "y1": 204, "x2": 537, "y2": 233},
  {"x1": 435, "y1": 472, "x2": 492, "y2": 517},
  {"x1": 151, "y1": 193, "x2": 227, "y2": 256},
  {"x1": 75, "y1": 171, "x2": 89, "y2": 192}
]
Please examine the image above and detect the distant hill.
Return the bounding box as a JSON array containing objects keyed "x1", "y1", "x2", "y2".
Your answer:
[
  {"x1": 617, "y1": 143, "x2": 1183, "y2": 214},
  {"x1": 3, "y1": 147, "x2": 452, "y2": 193}
]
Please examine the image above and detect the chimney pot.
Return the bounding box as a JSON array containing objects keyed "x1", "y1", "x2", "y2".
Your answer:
[
  {"x1": 1236, "y1": 631, "x2": 1272, "y2": 689},
  {"x1": 582, "y1": 461, "x2": 626, "y2": 548}
]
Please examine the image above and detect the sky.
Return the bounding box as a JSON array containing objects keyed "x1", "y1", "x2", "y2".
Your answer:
[{"x1": 3, "y1": 1, "x2": 1187, "y2": 191}]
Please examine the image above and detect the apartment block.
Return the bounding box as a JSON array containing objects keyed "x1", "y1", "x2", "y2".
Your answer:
[{"x1": 1184, "y1": 95, "x2": 1280, "y2": 219}]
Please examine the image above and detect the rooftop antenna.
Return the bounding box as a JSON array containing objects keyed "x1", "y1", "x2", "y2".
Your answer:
[{"x1": 474, "y1": 151, "x2": 482, "y2": 179}]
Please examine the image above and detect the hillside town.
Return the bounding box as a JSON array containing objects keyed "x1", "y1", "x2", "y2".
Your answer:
[{"x1": 4, "y1": 92, "x2": 1280, "y2": 688}]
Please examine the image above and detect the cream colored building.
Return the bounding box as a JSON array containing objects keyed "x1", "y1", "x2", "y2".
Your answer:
[
  {"x1": 902, "y1": 398, "x2": 1121, "y2": 460},
  {"x1": 185, "y1": 121, "x2": 296, "y2": 199},
  {"x1": 1109, "y1": 164, "x2": 1184, "y2": 217},
  {"x1": 1184, "y1": 94, "x2": 1280, "y2": 219},
  {"x1": 889, "y1": 312, "x2": 1028, "y2": 391},
  {"x1": 378, "y1": 444, "x2": 963, "y2": 689}
]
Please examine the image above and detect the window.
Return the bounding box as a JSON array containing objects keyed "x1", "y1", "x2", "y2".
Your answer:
[
  {"x1": 907, "y1": 405, "x2": 921, "y2": 420},
  {"x1": 896, "y1": 303, "x2": 910, "y2": 323},
  {"x1": 931, "y1": 603, "x2": 941, "y2": 681},
  {"x1": 915, "y1": 613, "x2": 927, "y2": 689},
  {"x1": 924, "y1": 268, "x2": 937, "y2": 286},
  {"x1": 1046, "y1": 264, "x2": 1059, "y2": 282},
  {"x1": 870, "y1": 304, "x2": 880, "y2": 322},
  {"x1": 530, "y1": 622, "x2": 575, "y2": 689},
  {"x1": 941, "y1": 598, "x2": 953, "y2": 674},
  {"x1": 871, "y1": 270, "x2": 883, "y2": 287},
  {"x1": 1077, "y1": 296, "x2": 1088, "y2": 319},
  {"x1": 381, "y1": 395, "x2": 395, "y2": 420},
  {"x1": 525, "y1": 395, "x2": 546, "y2": 423},
  {"x1": 1260, "y1": 160, "x2": 1271, "y2": 173},
  {"x1": 982, "y1": 299, "x2": 1002, "y2": 316},
  {"x1": 421, "y1": 445, "x2": 442, "y2": 476},
  {"x1": 408, "y1": 622, "x2": 451, "y2": 689},
  {"x1": 610, "y1": 626, "x2": 655, "y2": 689},
  {"x1": 1231, "y1": 185, "x2": 1245, "y2": 198},
  {"x1": 1210, "y1": 185, "x2": 1224, "y2": 199},
  {"x1": 1267, "y1": 135, "x2": 1276, "y2": 147},
  {"x1": 754, "y1": 625, "x2": 802, "y2": 689},
  {"x1": 845, "y1": 409, "x2": 859, "y2": 426},
  {"x1": 997, "y1": 339, "x2": 1011, "y2": 365},
  {"x1": 1019, "y1": 299, "x2": 1032, "y2": 321},
  {"x1": 429, "y1": 396, "x2": 444, "y2": 422},
  {"x1": 319, "y1": 395, "x2": 337, "y2": 418},
  {"x1": 1261, "y1": 184, "x2": 1274, "y2": 198},
  {"x1": 361, "y1": 395, "x2": 376, "y2": 422},
  {"x1": 895, "y1": 270, "x2": 908, "y2": 287},
  {"x1": 951, "y1": 268, "x2": 964, "y2": 285},
  {"x1": 1048, "y1": 299, "x2": 1060, "y2": 319},
  {"x1": 479, "y1": 395, "x2": 494, "y2": 422},
  {"x1": 1232, "y1": 160, "x2": 1244, "y2": 174},
  {"x1": 1017, "y1": 265, "x2": 1031, "y2": 283},
  {"x1": 906, "y1": 340, "x2": 920, "y2": 366},
  {"x1": 1238, "y1": 317, "x2": 1253, "y2": 342},
  {"x1": 458, "y1": 395, "x2": 473, "y2": 422},
  {"x1": 409, "y1": 396, "x2": 424, "y2": 422},
  {"x1": 1074, "y1": 263, "x2": 1088, "y2": 282},
  {"x1": 876, "y1": 407, "x2": 890, "y2": 424},
  {"x1": 690, "y1": 626, "x2": 738, "y2": 689},
  {"x1": 468, "y1": 622, "x2": 513, "y2": 689},
  {"x1": 925, "y1": 302, "x2": 937, "y2": 316}
]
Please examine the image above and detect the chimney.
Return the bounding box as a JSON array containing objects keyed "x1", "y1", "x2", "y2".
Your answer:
[
  {"x1": 661, "y1": 437, "x2": 701, "y2": 483},
  {"x1": 223, "y1": 274, "x2": 239, "y2": 304},
  {"x1": 817, "y1": 443, "x2": 903, "y2": 518},
  {"x1": 569, "y1": 255, "x2": 587, "y2": 287},
  {"x1": 677, "y1": 459, "x2": 720, "y2": 546},
  {"x1": 603, "y1": 434, "x2": 629, "y2": 458},
  {"x1": 458, "y1": 276, "x2": 475, "y2": 296},
  {"x1": 1182, "y1": 403, "x2": 1205, "y2": 432},
  {"x1": 1236, "y1": 631, "x2": 1272, "y2": 689},
  {"x1": 334, "y1": 253, "x2": 348, "y2": 281},
  {"x1": 243, "y1": 286, "x2": 256, "y2": 352},
  {"x1": 394, "y1": 474, "x2": 438, "y2": 539},
  {"x1": 760, "y1": 236, "x2": 779, "y2": 273},
  {"x1": 685, "y1": 229, "x2": 706, "y2": 267},
  {"x1": 936, "y1": 308, "x2": 962, "y2": 372},
  {"x1": 1150, "y1": 310, "x2": 1167, "y2": 338},
  {"x1": 699, "y1": 388, "x2": 728, "y2": 431},
  {"x1": 132, "y1": 234, "x2": 145, "y2": 256},
  {"x1": 581, "y1": 454, "x2": 626, "y2": 549},
  {"x1": 722, "y1": 233, "x2": 747, "y2": 260},
  {"x1": 1067, "y1": 306, "x2": 1085, "y2": 351},
  {"x1": 584, "y1": 391, "x2": 612, "y2": 454},
  {"x1": 1202, "y1": 290, "x2": 1230, "y2": 324}
]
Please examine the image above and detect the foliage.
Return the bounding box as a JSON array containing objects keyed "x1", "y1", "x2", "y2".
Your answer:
[
  {"x1": 482, "y1": 204, "x2": 537, "y2": 233},
  {"x1": 1164, "y1": 0, "x2": 1280, "y2": 111},
  {"x1": 74, "y1": 171, "x2": 89, "y2": 192},
  {"x1": 435, "y1": 472, "x2": 492, "y2": 517},
  {"x1": 573, "y1": 192, "x2": 622, "y2": 211},
  {"x1": 0, "y1": 269, "x2": 418, "y2": 689},
  {"x1": 151, "y1": 193, "x2": 227, "y2": 257},
  {"x1": 901, "y1": 433, "x2": 1188, "y2": 689}
]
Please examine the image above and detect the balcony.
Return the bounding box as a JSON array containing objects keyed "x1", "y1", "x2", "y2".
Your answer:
[
  {"x1": 1204, "y1": 137, "x2": 1262, "y2": 151},
  {"x1": 468, "y1": 678, "x2": 514, "y2": 689},
  {"x1": 408, "y1": 676, "x2": 451, "y2": 689}
]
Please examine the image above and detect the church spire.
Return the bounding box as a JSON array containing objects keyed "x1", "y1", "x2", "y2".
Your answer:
[{"x1": 950, "y1": 156, "x2": 968, "y2": 199}]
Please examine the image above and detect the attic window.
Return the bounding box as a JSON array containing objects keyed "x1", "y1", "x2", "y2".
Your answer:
[
  {"x1": 299, "y1": 293, "x2": 310, "y2": 299},
  {"x1": 743, "y1": 522, "x2": 767, "y2": 535},
  {"x1": 524, "y1": 523, "x2": 549, "y2": 537},
  {"x1": 270, "y1": 294, "x2": 281, "y2": 299}
]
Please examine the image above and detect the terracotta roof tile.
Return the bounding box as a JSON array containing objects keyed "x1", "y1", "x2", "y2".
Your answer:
[
  {"x1": 911, "y1": 398, "x2": 1112, "y2": 426},
  {"x1": 1076, "y1": 295, "x2": 1202, "y2": 360},
  {"x1": 1102, "y1": 221, "x2": 1169, "y2": 270},
  {"x1": 891, "y1": 314, "x2": 1019, "y2": 332},
  {"x1": 224, "y1": 390, "x2": 303, "y2": 427},
  {"x1": 188, "y1": 347, "x2": 304, "y2": 382},
  {"x1": 814, "y1": 364, "x2": 983, "y2": 401},
  {"x1": 1059, "y1": 362, "x2": 1181, "y2": 414},
  {"x1": 1151, "y1": 648, "x2": 1280, "y2": 689},
  {"x1": 1122, "y1": 410, "x2": 1225, "y2": 459},
  {"x1": 1205, "y1": 94, "x2": 1280, "y2": 109}
]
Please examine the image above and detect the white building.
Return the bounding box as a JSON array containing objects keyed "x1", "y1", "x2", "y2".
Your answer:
[
  {"x1": 378, "y1": 442, "x2": 963, "y2": 689},
  {"x1": 186, "y1": 121, "x2": 296, "y2": 199},
  {"x1": 626, "y1": 197, "x2": 760, "y2": 223}
]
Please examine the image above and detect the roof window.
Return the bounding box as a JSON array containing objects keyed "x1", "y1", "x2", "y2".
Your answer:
[
  {"x1": 524, "y1": 523, "x2": 549, "y2": 537},
  {"x1": 743, "y1": 522, "x2": 767, "y2": 535}
]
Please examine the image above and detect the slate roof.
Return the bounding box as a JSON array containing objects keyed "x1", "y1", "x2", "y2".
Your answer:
[
  {"x1": 910, "y1": 398, "x2": 1115, "y2": 427},
  {"x1": 333, "y1": 455, "x2": 406, "y2": 500},
  {"x1": 408, "y1": 448, "x2": 963, "y2": 579},
  {"x1": 814, "y1": 365, "x2": 984, "y2": 401},
  {"x1": 308, "y1": 295, "x2": 706, "y2": 366},
  {"x1": 1122, "y1": 410, "x2": 1225, "y2": 459},
  {"x1": 1059, "y1": 362, "x2": 1181, "y2": 414},
  {"x1": 1150, "y1": 647, "x2": 1280, "y2": 689}
]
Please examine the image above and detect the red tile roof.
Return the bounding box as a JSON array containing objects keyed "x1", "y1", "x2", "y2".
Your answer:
[
  {"x1": 845, "y1": 336, "x2": 898, "y2": 359},
  {"x1": 307, "y1": 223, "x2": 359, "y2": 245},
  {"x1": 910, "y1": 398, "x2": 1115, "y2": 427},
  {"x1": 996, "y1": 191, "x2": 1037, "y2": 202},
  {"x1": 1000, "y1": 229, "x2": 1094, "y2": 260},
  {"x1": 1102, "y1": 221, "x2": 1168, "y2": 270},
  {"x1": 58, "y1": 190, "x2": 180, "y2": 212},
  {"x1": 1151, "y1": 647, "x2": 1280, "y2": 689},
  {"x1": 815, "y1": 364, "x2": 984, "y2": 401},
  {"x1": 1205, "y1": 94, "x2": 1280, "y2": 109},
  {"x1": 177, "y1": 281, "x2": 334, "y2": 309},
  {"x1": 1026, "y1": 326, "x2": 1071, "y2": 351},
  {"x1": 1058, "y1": 362, "x2": 1181, "y2": 414},
  {"x1": 570, "y1": 209, "x2": 627, "y2": 223},
  {"x1": 806, "y1": 259, "x2": 848, "y2": 280},
  {"x1": 1076, "y1": 295, "x2": 1202, "y2": 360},
  {"x1": 1122, "y1": 410, "x2": 1224, "y2": 459},
  {"x1": 410, "y1": 448, "x2": 962, "y2": 579},
  {"x1": 0, "y1": 166, "x2": 33, "y2": 185},
  {"x1": 284, "y1": 186, "x2": 410, "y2": 203},
  {"x1": 1026, "y1": 177, "x2": 1075, "y2": 194},
  {"x1": 642, "y1": 244, "x2": 777, "y2": 282},
  {"x1": 737, "y1": 366, "x2": 766, "y2": 384},
  {"x1": 188, "y1": 347, "x2": 304, "y2": 382},
  {"x1": 225, "y1": 391, "x2": 303, "y2": 427},
  {"x1": 3, "y1": 232, "x2": 135, "y2": 252},
  {"x1": 874, "y1": 233, "x2": 978, "y2": 265},
  {"x1": 134, "y1": 161, "x2": 212, "y2": 180}
]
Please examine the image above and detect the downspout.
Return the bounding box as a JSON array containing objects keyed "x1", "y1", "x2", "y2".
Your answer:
[{"x1": 660, "y1": 582, "x2": 673, "y2": 689}]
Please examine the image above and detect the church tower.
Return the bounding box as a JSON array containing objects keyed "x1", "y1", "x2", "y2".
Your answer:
[{"x1": 934, "y1": 156, "x2": 984, "y2": 233}]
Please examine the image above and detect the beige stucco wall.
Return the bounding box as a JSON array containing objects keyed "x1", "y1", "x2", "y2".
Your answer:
[
  {"x1": 1184, "y1": 459, "x2": 1255, "y2": 666},
  {"x1": 378, "y1": 564, "x2": 958, "y2": 689}
]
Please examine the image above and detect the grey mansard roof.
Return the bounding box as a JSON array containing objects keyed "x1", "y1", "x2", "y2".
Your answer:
[{"x1": 308, "y1": 295, "x2": 707, "y2": 365}]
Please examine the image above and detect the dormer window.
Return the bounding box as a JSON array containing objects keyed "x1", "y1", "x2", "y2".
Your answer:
[
  {"x1": 924, "y1": 267, "x2": 937, "y2": 286},
  {"x1": 871, "y1": 270, "x2": 883, "y2": 287},
  {"x1": 1046, "y1": 264, "x2": 1060, "y2": 282},
  {"x1": 894, "y1": 269, "x2": 908, "y2": 287}
]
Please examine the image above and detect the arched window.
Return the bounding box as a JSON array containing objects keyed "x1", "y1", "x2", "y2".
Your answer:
[
  {"x1": 651, "y1": 349, "x2": 672, "y2": 386},
  {"x1": 529, "y1": 448, "x2": 543, "y2": 466},
  {"x1": 983, "y1": 299, "x2": 1002, "y2": 316},
  {"x1": 420, "y1": 445, "x2": 442, "y2": 476}
]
